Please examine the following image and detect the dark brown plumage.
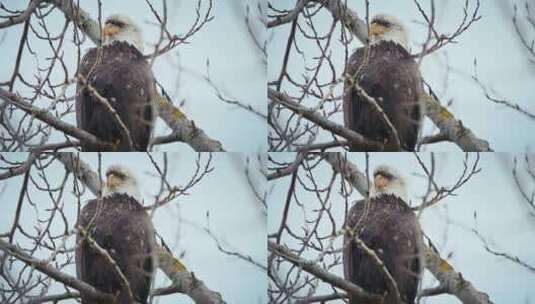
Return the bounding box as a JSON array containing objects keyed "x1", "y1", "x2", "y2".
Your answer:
[
  {"x1": 76, "y1": 41, "x2": 156, "y2": 151},
  {"x1": 343, "y1": 196, "x2": 422, "y2": 304},
  {"x1": 76, "y1": 193, "x2": 155, "y2": 304},
  {"x1": 343, "y1": 41, "x2": 423, "y2": 151}
]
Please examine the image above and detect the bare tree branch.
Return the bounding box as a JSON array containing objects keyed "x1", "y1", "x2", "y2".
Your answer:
[
  {"x1": 268, "y1": 241, "x2": 382, "y2": 303},
  {"x1": 269, "y1": 0, "x2": 493, "y2": 151},
  {"x1": 424, "y1": 245, "x2": 493, "y2": 304},
  {"x1": 269, "y1": 89, "x2": 384, "y2": 150},
  {"x1": 0, "y1": 238, "x2": 113, "y2": 302},
  {"x1": 0, "y1": 88, "x2": 112, "y2": 150},
  {"x1": 3, "y1": 0, "x2": 224, "y2": 151},
  {"x1": 0, "y1": 0, "x2": 44, "y2": 29}
]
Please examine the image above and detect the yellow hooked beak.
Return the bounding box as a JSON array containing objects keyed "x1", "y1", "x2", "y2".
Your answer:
[
  {"x1": 106, "y1": 173, "x2": 121, "y2": 190},
  {"x1": 102, "y1": 23, "x2": 120, "y2": 41},
  {"x1": 374, "y1": 174, "x2": 389, "y2": 191},
  {"x1": 370, "y1": 22, "x2": 386, "y2": 39}
]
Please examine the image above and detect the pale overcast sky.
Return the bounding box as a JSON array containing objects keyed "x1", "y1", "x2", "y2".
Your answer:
[
  {"x1": 3, "y1": 0, "x2": 535, "y2": 303},
  {"x1": 1, "y1": 0, "x2": 266, "y2": 152},
  {"x1": 268, "y1": 0, "x2": 535, "y2": 151},
  {"x1": 0, "y1": 152, "x2": 267, "y2": 304},
  {"x1": 268, "y1": 152, "x2": 535, "y2": 303}
]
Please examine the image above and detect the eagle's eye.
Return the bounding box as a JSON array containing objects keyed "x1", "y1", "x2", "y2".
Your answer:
[
  {"x1": 375, "y1": 171, "x2": 394, "y2": 180},
  {"x1": 107, "y1": 20, "x2": 126, "y2": 28},
  {"x1": 373, "y1": 19, "x2": 391, "y2": 28},
  {"x1": 107, "y1": 171, "x2": 126, "y2": 180}
]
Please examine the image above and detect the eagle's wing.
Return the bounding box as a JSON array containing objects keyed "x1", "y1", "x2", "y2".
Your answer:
[
  {"x1": 397, "y1": 57, "x2": 423, "y2": 150},
  {"x1": 343, "y1": 200, "x2": 372, "y2": 303},
  {"x1": 343, "y1": 47, "x2": 384, "y2": 149},
  {"x1": 111, "y1": 201, "x2": 155, "y2": 303},
  {"x1": 127, "y1": 214, "x2": 155, "y2": 303},
  {"x1": 393, "y1": 210, "x2": 422, "y2": 303},
  {"x1": 75, "y1": 199, "x2": 98, "y2": 294},
  {"x1": 343, "y1": 48, "x2": 365, "y2": 132},
  {"x1": 125, "y1": 55, "x2": 156, "y2": 150},
  {"x1": 76, "y1": 48, "x2": 98, "y2": 136},
  {"x1": 75, "y1": 232, "x2": 86, "y2": 280}
]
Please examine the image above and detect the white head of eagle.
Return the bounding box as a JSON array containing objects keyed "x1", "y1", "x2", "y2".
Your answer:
[
  {"x1": 369, "y1": 165, "x2": 409, "y2": 203},
  {"x1": 103, "y1": 165, "x2": 142, "y2": 202},
  {"x1": 369, "y1": 14, "x2": 409, "y2": 51},
  {"x1": 102, "y1": 14, "x2": 144, "y2": 52}
]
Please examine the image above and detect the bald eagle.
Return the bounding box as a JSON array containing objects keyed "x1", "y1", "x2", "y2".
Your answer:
[
  {"x1": 343, "y1": 14, "x2": 423, "y2": 151},
  {"x1": 76, "y1": 165, "x2": 155, "y2": 304},
  {"x1": 343, "y1": 165, "x2": 423, "y2": 304},
  {"x1": 76, "y1": 14, "x2": 156, "y2": 151}
]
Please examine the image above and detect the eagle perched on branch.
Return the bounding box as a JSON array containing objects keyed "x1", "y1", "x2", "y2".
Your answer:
[
  {"x1": 343, "y1": 14, "x2": 423, "y2": 151},
  {"x1": 76, "y1": 14, "x2": 156, "y2": 151},
  {"x1": 343, "y1": 165, "x2": 423, "y2": 304},
  {"x1": 76, "y1": 165, "x2": 156, "y2": 304}
]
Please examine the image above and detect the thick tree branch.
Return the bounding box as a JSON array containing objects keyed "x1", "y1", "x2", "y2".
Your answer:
[
  {"x1": 267, "y1": 152, "x2": 305, "y2": 181},
  {"x1": 322, "y1": 152, "x2": 369, "y2": 195},
  {"x1": 26, "y1": 282, "x2": 196, "y2": 304},
  {"x1": 0, "y1": 88, "x2": 112, "y2": 150},
  {"x1": 155, "y1": 95, "x2": 224, "y2": 151},
  {"x1": 422, "y1": 93, "x2": 492, "y2": 151},
  {"x1": 424, "y1": 246, "x2": 493, "y2": 304},
  {"x1": 0, "y1": 0, "x2": 44, "y2": 29},
  {"x1": 320, "y1": 0, "x2": 368, "y2": 44},
  {"x1": 54, "y1": 152, "x2": 103, "y2": 194},
  {"x1": 27, "y1": 292, "x2": 79, "y2": 304},
  {"x1": 295, "y1": 293, "x2": 346, "y2": 304},
  {"x1": 268, "y1": 241, "x2": 382, "y2": 303},
  {"x1": 0, "y1": 238, "x2": 113, "y2": 302},
  {"x1": 0, "y1": 153, "x2": 37, "y2": 180},
  {"x1": 269, "y1": 89, "x2": 384, "y2": 150},
  {"x1": 158, "y1": 248, "x2": 226, "y2": 304},
  {"x1": 45, "y1": 0, "x2": 101, "y2": 43}
]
